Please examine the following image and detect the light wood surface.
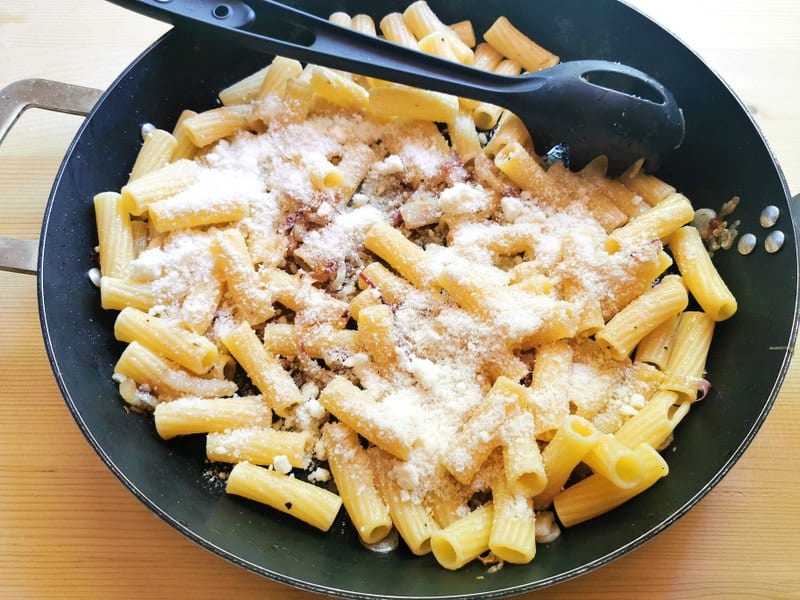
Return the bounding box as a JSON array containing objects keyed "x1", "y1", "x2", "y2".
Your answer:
[{"x1": 1, "y1": 1, "x2": 798, "y2": 598}]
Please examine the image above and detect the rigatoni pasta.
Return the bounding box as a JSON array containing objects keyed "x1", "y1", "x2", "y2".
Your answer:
[
  {"x1": 553, "y1": 444, "x2": 669, "y2": 527},
  {"x1": 670, "y1": 226, "x2": 738, "y2": 321},
  {"x1": 368, "y1": 84, "x2": 459, "y2": 123},
  {"x1": 206, "y1": 428, "x2": 310, "y2": 467},
  {"x1": 226, "y1": 462, "x2": 342, "y2": 532},
  {"x1": 99, "y1": 276, "x2": 156, "y2": 312},
  {"x1": 127, "y1": 129, "x2": 177, "y2": 182},
  {"x1": 91, "y1": 1, "x2": 739, "y2": 574},
  {"x1": 181, "y1": 105, "x2": 253, "y2": 147},
  {"x1": 120, "y1": 159, "x2": 199, "y2": 216},
  {"x1": 430, "y1": 503, "x2": 493, "y2": 569},
  {"x1": 218, "y1": 322, "x2": 303, "y2": 417},
  {"x1": 153, "y1": 396, "x2": 271, "y2": 440},
  {"x1": 94, "y1": 192, "x2": 135, "y2": 278},
  {"x1": 483, "y1": 16, "x2": 559, "y2": 72},
  {"x1": 595, "y1": 275, "x2": 689, "y2": 361},
  {"x1": 489, "y1": 470, "x2": 537, "y2": 564},
  {"x1": 114, "y1": 307, "x2": 219, "y2": 374},
  {"x1": 323, "y1": 423, "x2": 392, "y2": 544},
  {"x1": 170, "y1": 109, "x2": 199, "y2": 161},
  {"x1": 379, "y1": 12, "x2": 418, "y2": 48}
]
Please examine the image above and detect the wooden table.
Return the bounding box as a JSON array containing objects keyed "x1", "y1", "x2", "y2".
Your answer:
[{"x1": 1, "y1": 1, "x2": 798, "y2": 597}]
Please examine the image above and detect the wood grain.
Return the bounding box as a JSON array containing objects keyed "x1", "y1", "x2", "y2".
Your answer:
[{"x1": 1, "y1": 1, "x2": 798, "y2": 598}]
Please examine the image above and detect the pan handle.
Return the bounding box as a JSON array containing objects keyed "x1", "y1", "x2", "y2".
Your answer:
[{"x1": 0, "y1": 79, "x2": 103, "y2": 275}]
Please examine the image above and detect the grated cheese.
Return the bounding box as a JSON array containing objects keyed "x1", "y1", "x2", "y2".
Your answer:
[{"x1": 108, "y1": 90, "x2": 685, "y2": 533}]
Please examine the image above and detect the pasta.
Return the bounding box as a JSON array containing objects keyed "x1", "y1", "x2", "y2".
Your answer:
[
  {"x1": 94, "y1": 192, "x2": 134, "y2": 278},
  {"x1": 430, "y1": 503, "x2": 494, "y2": 569},
  {"x1": 170, "y1": 109, "x2": 199, "y2": 161},
  {"x1": 553, "y1": 444, "x2": 669, "y2": 527},
  {"x1": 322, "y1": 423, "x2": 392, "y2": 544},
  {"x1": 127, "y1": 129, "x2": 177, "y2": 182},
  {"x1": 226, "y1": 462, "x2": 342, "y2": 532},
  {"x1": 153, "y1": 396, "x2": 271, "y2": 440},
  {"x1": 90, "y1": 1, "x2": 738, "y2": 574},
  {"x1": 490, "y1": 473, "x2": 537, "y2": 564},
  {"x1": 670, "y1": 226, "x2": 738, "y2": 321},
  {"x1": 206, "y1": 428, "x2": 310, "y2": 467},
  {"x1": 483, "y1": 16, "x2": 559, "y2": 72},
  {"x1": 113, "y1": 307, "x2": 219, "y2": 374}
]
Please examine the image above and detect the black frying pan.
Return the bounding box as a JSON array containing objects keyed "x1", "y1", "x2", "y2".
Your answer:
[{"x1": 3, "y1": 0, "x2": 797, "y2": 597}]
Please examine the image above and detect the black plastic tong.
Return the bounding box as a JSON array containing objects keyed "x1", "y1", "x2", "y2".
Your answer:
[{"x1": 107, "y1": 0, "x2": 686, "y2": 173}]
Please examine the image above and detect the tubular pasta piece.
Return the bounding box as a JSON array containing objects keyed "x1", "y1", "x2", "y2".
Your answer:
[
  {"x1": 309, "y1": 66, "x2": 369, "y2": 111},
  {"x1": 448, "y1": 109, "x2": 481, "y2": 163},
  {"x1": 262, "y1": 323, "x2": 361, "y2": 359},
  {"x1": 94, "y1": 192, "x2": 135, "y2": 278},
  {"x1": 530, "y1": 339, "x2": 573, "y2": 437},
  {"x1": 207, "y1": 428, "x2": 310, "y2": 468},
  {"x1": 444, "y1": 377, "x2": 527, "y2": 484},
  {"x1": 595, "y1": 275, "x2": 689, "y2": 361},
  {"x1": 553, "y1": 444, "x2": 668, "y2": 527},
  {"x1": 148, "y1": 194, "x2": 248, "y2": 233},
  {"x1": 364, "y1": 222, "x2": 432, "y2": 289},
  {"x1": 114, "y1": 307, "x2": 219, "y2": 375},
  {"x1": 473, "y1": 59, "x2": 522, "y2": 130},
  {"x1": 370, "y1": 448, "x2": 440, "y2": 555},
  {"x1": 483, "y1": 111, "x2": 532, "y2": 158},
  {"x1": 402, "y1": 1, "x2": 473, "y2": 64},
  {"x1": 114, "y1": 340, "x2": 236, "y2": 400},
  {"x1": 328, "y1": 11, "x2": 351, "y2": 27},
  {"x1": 350, "y1": 14, "x2": 376, "y2": 36},
  {"x1": 120, "y1": 159, "x2": 199, "y2": 217},
  {"x1": 100, "y1": 276, "x2": 156, "y2": 312},
  {"x1": 619, "y1": 159, "x2": 676, "y2": 206},
  {"x1": 219, "y1": 322, "x2": 303, "y2": 417},
  {"x1": 128, "y1": 129, "x2": 177, "y2": 182},
  {"x1": 535, "y1": 415, "x2": 601, "y2": 509},
  {"x1": 257, "y1": 56, "x2": 303, "y2": 100},
  {"x1": 260, "y1": 268, "x2": 348, "y2": 327},
  {"x1": 356, "y1": 304, "x2": 402, "y2": 375},
  {"x1": 182, "y1": 105, "x2": 252, "y2": 147},
  {"x1": 171, "y1": 109, "x2": 199, "y2": 161},
  {"x1": 501, "y1": 408, "x2": 547, "y2": 496},
  {"x1": 212, "y1": 229, "x2": 275, "y2": 325},
  {"x1": 319, "y1": 377, "x2": 416, "y2": 461},
  {"x1": 472, "y1": 42, "x2": 503, "y2": 71},
  {"x1": 369, "y1": 84, "x2": 459, "y2": 123},
  {"x1": 670, "y1": 226, "x2": 737, "y2": 321},
  {"x1": 582, "y1": 434, "x2": 646, "y2": 489},
  {"x1": 226, "y1": 462, "x2": 342, "y2": 532},
  {"x1": 449, "y1": 20, "x2": 475, "y2": 48},
  {"x1": 323, "y1": 423, "x2": 392, "y2": 544},
  {"x1": 483, "y1": 16, "x2": 559, "y2": 72},
  {"x1": 615, "y1": 390, "x2": 689, "y2": 449},
  {"x1": 494, "y1": 141, "x2": 548, "y2": 193},
  {"x1": 662, "y1": 310, "x2": 716, "y2": 400},
  {"x1": 635, "y1": 314, "x2": 680, "y2": 370},
  {"x1": 348, "y1": 288, "x2": 382, "y2": 321},
  {"x1": 605, "y1": 193, "x2": 695, "y2": 253},
  {"x1": 380, "y1": 13, "x2": 418, "y2": 47},
  {"x1": 356, "y1": 261, "x2": 417, "y2": 305},
  {"x1": 219, "y1": 65, "x2": 271, "y2": 105},
  {"x1": 418, "y1": 31, "x2": 460, "y2": 62},
  {"x1": 490, "y1": 475, "x2": 536, "y2": 564},
  {"x1": 430, "y1": 503, "x2": 493, "y2": 570},
  {"x1": 154, "y1": 396, "x2": 271, "y2": 440},
  {"x1": 280, "y1": 79, "x2": 315, "y2": 124}
]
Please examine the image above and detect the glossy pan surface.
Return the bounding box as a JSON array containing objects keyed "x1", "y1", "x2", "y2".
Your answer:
[{"x1": 38, "y1": 0, "x2": 798, "y2": 597}]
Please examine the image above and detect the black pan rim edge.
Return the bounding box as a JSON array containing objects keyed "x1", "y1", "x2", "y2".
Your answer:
[{"x1": 35, "y1": 10, "x2": 800, "y2": 600}]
